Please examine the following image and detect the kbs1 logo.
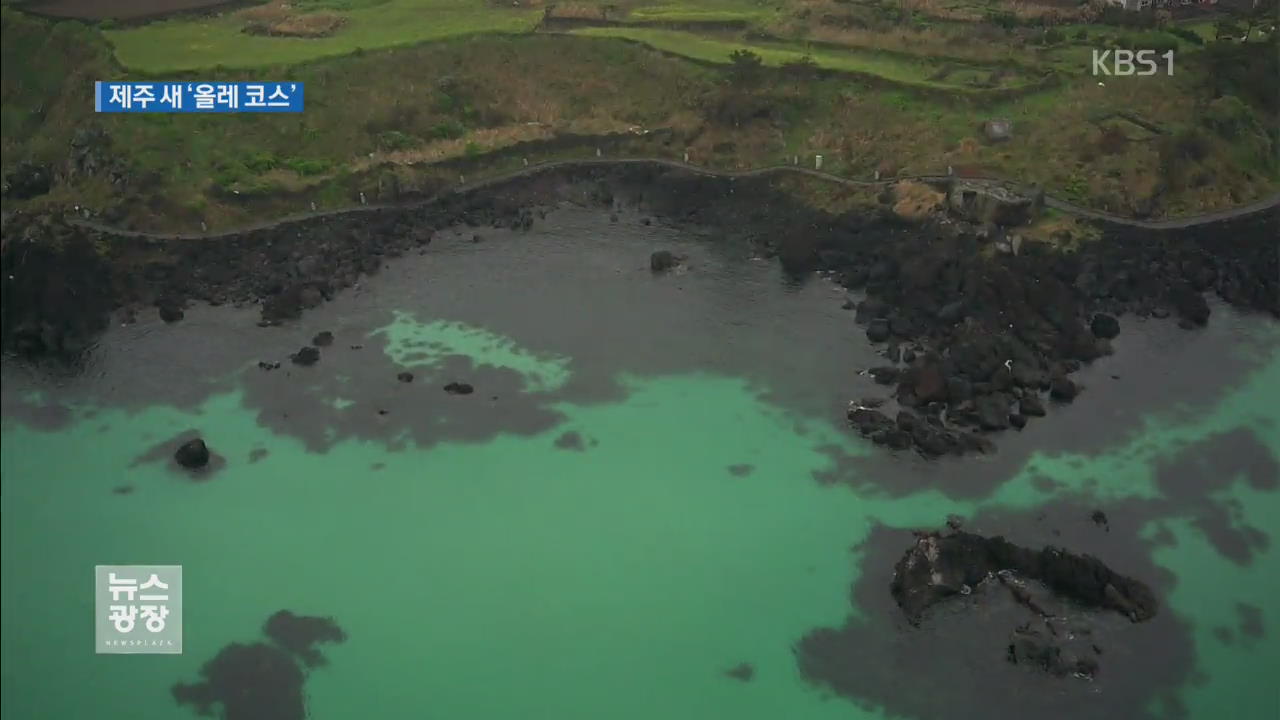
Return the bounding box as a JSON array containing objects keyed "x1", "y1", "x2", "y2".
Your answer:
[
  {"x1": 95, "y1": 565, "x2": 183, "y2": 654},
  {"x1": 1092, "y1": 49, "x2": 1174, "y2": 77}
]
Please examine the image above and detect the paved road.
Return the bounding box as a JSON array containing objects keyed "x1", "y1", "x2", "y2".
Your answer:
[{"x1": 68, "y1": 157, "x2": 1280, "y2": 240}]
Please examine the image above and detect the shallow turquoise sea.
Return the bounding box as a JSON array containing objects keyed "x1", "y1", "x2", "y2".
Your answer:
[{"x1": 2, "y1": 209, "x2": 1277, "y2": 719}]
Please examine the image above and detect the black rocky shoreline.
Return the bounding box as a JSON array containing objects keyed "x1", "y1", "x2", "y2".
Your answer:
[{"x1": 2, "y1": 162, "x2": 1276, "y2": 457}]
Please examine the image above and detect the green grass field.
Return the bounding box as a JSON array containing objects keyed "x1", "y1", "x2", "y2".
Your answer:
[
  {"x1": 567, "y1": 26, "x2": 1032, "y2": 91},
  {"x1": 627, "y1": 0, "x2": 776, "y2": 23},
  {"x1": 106, "y1": 0, "x2": 539, "y2": 72}
]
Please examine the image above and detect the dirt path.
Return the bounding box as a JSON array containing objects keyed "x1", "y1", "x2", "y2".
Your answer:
[{"x1": 69, "y1": 157, "x2": 1280, "y2": 240}]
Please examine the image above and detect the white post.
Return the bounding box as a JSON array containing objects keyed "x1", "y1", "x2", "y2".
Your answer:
[
  {"x1": 523, "y1": 158, "x2": 529, "y2": 167},
  {"x1": 793, "y1": 155, "x2": 798, "y2": 165},
  {"x1": 359, "y1": 192, "x2": 366, "y2": 205},
  {"x1": 310, "y1": 201, "x2": 317, "y2": 211},
  {"x1": 874, "y1": 170, "x2": 880, "y2": 181},
  {"x1": 815, "y1": 155, "x2": 823, "y2": 170},
  {"x1": 459, "y1": 174, "x2": 465, "y2": 183},
  {"x1": 948, "y1": 165, "x2": 954, "y2": 176},
  {"x1": 683, "y1": 151, "x2": 689, "y2": 163},
  {"x1": 596, "y1": 147, "x2": 602, "y2": 157},
  {"x1": 200, "y1": 221, "x2": 208, "y2": 232}
]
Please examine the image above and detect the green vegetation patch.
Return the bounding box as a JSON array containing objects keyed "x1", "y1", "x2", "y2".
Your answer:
[
  {"x1": 106, "y1": 0, "x2": 540, "y2": 72},
  {"x1": 568, "y1": 26, "x2": 1028, "y2": 91}
]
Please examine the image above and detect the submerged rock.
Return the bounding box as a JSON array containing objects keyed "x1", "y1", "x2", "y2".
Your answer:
[
  {"x1": 650, "y1": 250, "x2": 680, "y2": 272},
  {"x1": 290, "y1": 346, "x2": 321, "y2": 366},
  {"x1": 312, "y1": 331, "x2": 334, "y2": 347},
  {"x1": 725, "y1": 662, "x2": 755, "y2": 682},
  {"x1": 158, "y1": 303, "x2": 185, "y2": 323},
  {"x1": 174, "y1": 438, "x2": 210, "y2": 469},
  {"x1": 396, "y1": 372, "x2": 414, "y2": 383},
  {"x1": 443, "y1": 381, "x2": 474, "y2": 395}
]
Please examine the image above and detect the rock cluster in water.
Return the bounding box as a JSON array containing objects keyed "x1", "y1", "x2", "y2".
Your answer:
[
  {"x1": 173, "y1": 438, "x2": 210, "y2": 469},
  {"x1": 891, "y1": 530, "x2": 1157, "y2": 625},
  {"x1": 172, "y1": 610, "x2": 346, "y2": 720},
  {"x1": 1, "y1": 165, "x2": 1274, "y2": 460}
]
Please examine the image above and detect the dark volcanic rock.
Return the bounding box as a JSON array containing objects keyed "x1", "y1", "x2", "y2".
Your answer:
[
  {"x1": 158, "y1": 303, "x2": 185, "y2": 323},
  {"x1": 443, "y1": 381, "x2": 474, "y2": 395},
  {"x1": 2, "y1": 162, "x2": 52, "y2": 199},
  {"x1": 1018, "y1": 394, "x2": 1046, "y2": 417},
  {"x1": 868, "y1": 366, "x2": 899, "y2": 385},
  {"x1": 1169, "y1": 284, "x2": 1210, "y2": 326},
  {"x1": 865, "y1": 318, "x2": 891, "y2": 343},
  {"x1": 1007, "y1": 622, "x2": 1100, "y2": 678},
  {"x1": 975, "y1": 393, "x2": 1011, "y2": 430},
  {"x1": 396, "y1": 371, "x2": 414, "y2": 383},
  {"x1": 848, "y1": 407, "x2": 893, "y2": 436},
  {"x1": 1049, "y1": 376, "x2": 1078, "y2": 402},
  {"x1": 1090, "y1": 313, "x2": 1120, "y2": 339},
  {"x1": 650, "y1": 250, "x2": 680, "y2": 272},
  {"x1": 890, "y1": 530, "x2": 1157, "y2": 625},
  {"x1": 903, "y1": 361, "x2": 947, "y2": 405},
  {"x1": 725, "y1": 662, "x2": 755, "y2": 682},
  {"x1": 312, "y1": 331, "x2": 334, "y2": 347},
  {"x1": 290, "y1": 346, "x2": 320, "y2": 366},
  {"x1": 174, "y1": 438, "x2": 210, "y2": 469}
]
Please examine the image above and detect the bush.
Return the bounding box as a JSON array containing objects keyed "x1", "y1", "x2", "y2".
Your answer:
[
  {"x1": 284, "y1": 158, "x2": 331, "y2": 176},
  {"x1": 1168, "y1": 27, "x2": 1204, "y2": 46},
  {"x1": 1115, "y1": 31, "x2": 1177, "y2": 54},
  {"x1": 1202, "y1": 95, "x2": 1261, "y2": 139},
  {"x1": 463, "y1": 142, "x2": 482, "y2": 157},
  {"x1": 1043, "y1": 28, "x2": 1066, "y2": 45},
  {"x1": 429, "y1": 120, "x2": 466, "y2": 140},
  {"x1": 781, "y1": 55, "x2": 819, "y2": 76},
  {"x1": 1164, "y1": 127, "x2": 1211, "y2": 163},
  {"x1": 376, "y1": 130, "x2": 417, "y2": 151},
  {"x1": 727, "y1": 49, "x2": 764, "y2": 86},
  {"x1": 1074, "y1": 28, "x2": 1088, "y2": 41},
  {"x1": 986, "y1": 11, "x2": 1016, "y2": 30},
  {"x1": 243, "y1": 151, "x2": 279, "y2": 173}
]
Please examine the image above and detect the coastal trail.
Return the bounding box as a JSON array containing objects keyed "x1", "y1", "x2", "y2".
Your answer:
[{"x1": 68, "y1": 158, "x2": 1280, "y2": 240}]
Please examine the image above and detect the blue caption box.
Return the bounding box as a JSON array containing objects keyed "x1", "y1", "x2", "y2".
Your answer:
[{"x1": 95, "y1": 82, "x2": 304, "y2": 113}]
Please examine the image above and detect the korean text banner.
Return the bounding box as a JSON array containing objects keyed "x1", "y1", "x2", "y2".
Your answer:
[{"x1": 95, "y1": 82, "x2": 304, "y2": 113}]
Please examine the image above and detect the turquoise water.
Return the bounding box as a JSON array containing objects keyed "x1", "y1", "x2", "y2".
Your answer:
[{"x1": 2, "y1": 214, "x2": 1278, "y2": 720}]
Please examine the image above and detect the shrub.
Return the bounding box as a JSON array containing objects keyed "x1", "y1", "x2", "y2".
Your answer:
[
  {"x1": 243, "y1": 151, "x2": 279, "y2": 173},
  {"x1": 429, "y1": 120, "x2": 466, "y2": 140},
  {"x1": 781, "y1": 55, "x2": 819, "y2": 76},
  {"x1": 376, "y1": 130, "x2": 417, "y2": 151},
  {"x1": 1168, "y1": 27, "x2": 1204, "y2": 45},
  {"x1": 727, "y1": 49, "x2": 764, "y2": 86},
  {"x1": 986, "y1": 11, "x2": 1017, "y2": 29},
  {"x1": 284, "y1": 158, "x2": 331, "y2": 176},
  {"x1": 1074, "y1": 28, "x2": 1088, "y2": 41},
  {"x1": 463, "y1": 142, "x2": 482, "y2": 157},
  {"x1": 1042, "y1": 27, "x2": 1066, "y2": 45},
  {"x1": 1202, "y1": 95, "x2": 1261, "y2": 139}
]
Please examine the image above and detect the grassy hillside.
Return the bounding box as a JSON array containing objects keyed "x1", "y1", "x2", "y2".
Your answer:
[{"x1": 2, "y1": 2, "x2": 1277, "y2": 232}]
